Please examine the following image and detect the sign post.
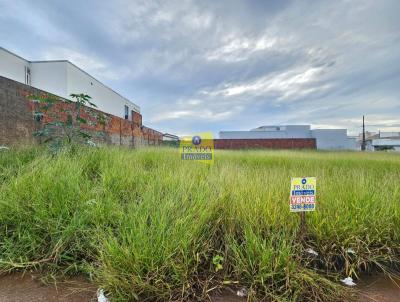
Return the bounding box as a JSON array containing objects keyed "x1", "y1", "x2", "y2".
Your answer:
[{"x1": 290, "y1": 177, "x2": 316, "y2": 239}]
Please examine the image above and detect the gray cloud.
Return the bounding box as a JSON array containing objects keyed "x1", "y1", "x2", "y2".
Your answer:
[{"x1": 0, "y1": 0, "x2": 399, "y2": 136}]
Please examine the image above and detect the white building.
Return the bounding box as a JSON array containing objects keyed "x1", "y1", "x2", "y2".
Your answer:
[
  {"x1": 369, "y1": 132, "x2": 400, "y2": 151},
  {"x1": 162, "y1": 133, "x2": 180, "y2": 142},
  {"x1": 372, "y1": 138, "x2": 400, "y2": 151},
  {"x1": 0, "y1": 47, "x2": 140, "y2": 119},
  {"x1": 356, "y1": 131, "x2": 400, "y2": 151},
  {"x1": 220, "y1": 125, "x2": 357, "y2": 150}
]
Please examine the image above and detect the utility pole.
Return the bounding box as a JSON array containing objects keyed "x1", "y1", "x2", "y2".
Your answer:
[{"x1": 361, "y1": 115, "x2": 366, "y2": 151}]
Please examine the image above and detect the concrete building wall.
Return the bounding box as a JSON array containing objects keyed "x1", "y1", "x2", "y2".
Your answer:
[
  {"x1": 372, "y1": 138, "x2": 400, "y2": 147},
  {"x1": 250, "y1": 125, "x2": 311, "y2": 138},
  {"x1": 346, "y1": 137, "x2": 358, "y2": 150},
  {"x1": 214, "y1": 138, "x2": 316, "y2": 150},
  {"x1": 285, "y1": 125, "x2": 312, "y2": 138},
  {"x1": 220, "y1": 125, "x2": 312, "y2": 139},
  {"x1": 219, "y1": 131, "x2": 287, "y2": 139},
  {"x1": 66, "y1": 63, "x2": 140, "y2": 119},
  {"x1": 379, "y1": 132, "x2": 400, "y2": 138},
  {"x1": 30, "y1": 61, "x2": 68, "y2": 99},
  {"x1": 0, "y1": 48, "x2": 30, "y2": 84},
  {"x1": 311, "y1": 129, "x2": 356, "y2": 150}
]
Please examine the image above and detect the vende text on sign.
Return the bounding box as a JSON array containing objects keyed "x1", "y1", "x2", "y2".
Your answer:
[{"x1": 290, "y1": 177, "x2": 316, "y2": 212}]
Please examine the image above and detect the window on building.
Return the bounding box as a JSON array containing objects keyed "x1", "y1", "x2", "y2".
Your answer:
[
  {"x1": 25, "y1": 66, "x2": 31, "y2": 85},
  {"x1": 124, "y1": 105, "x2": 129, "y2": 120}
]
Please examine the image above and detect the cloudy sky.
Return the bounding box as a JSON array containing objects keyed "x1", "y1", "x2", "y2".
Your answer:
[{"x1": 1, "y1": 0, "x2": 399, "y2": 136}]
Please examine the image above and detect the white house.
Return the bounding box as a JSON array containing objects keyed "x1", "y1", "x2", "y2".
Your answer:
[
  {"x1": 0, "y1": 47, "x2": 140, "y2": 119},
  {"x1": 370, "y1": 132, "x2": 400, "y2": 151},
  {"x1": 162, "y1": 133, "x2": 180, "y2": 142},
  {"x1": 220, "y1": 125, "x2": 357, "y2": 150},
  {"x1": 356, "y1": 131, "x2": 400, "y2": 151}
]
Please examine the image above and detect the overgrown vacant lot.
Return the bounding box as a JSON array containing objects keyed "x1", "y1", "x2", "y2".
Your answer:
[{"x1": 0, "y1": 147, "x2": 399, "y2": 301}]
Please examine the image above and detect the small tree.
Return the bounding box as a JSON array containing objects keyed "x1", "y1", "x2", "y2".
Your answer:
[{"x1": 30, "y1": 93, "x2": 105, "y2": 152}]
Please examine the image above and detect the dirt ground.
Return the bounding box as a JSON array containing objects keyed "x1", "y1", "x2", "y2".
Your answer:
[
  {"x1": 0, "y1": 273, "x2": 97, "y2": 302},
  {"x1": 356, "y1": 273, "x2": 400, "y2": 302},
  {"x1": 0, "y1": 272, "x2": 398, "y2": 302}
]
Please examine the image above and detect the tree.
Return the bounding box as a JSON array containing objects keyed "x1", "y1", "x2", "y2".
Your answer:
[{"x1": 30, "y1": 93, "x2": 106, "y2": 153}]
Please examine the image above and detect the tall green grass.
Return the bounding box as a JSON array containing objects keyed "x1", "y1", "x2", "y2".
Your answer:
[{"x1": 0, "y1": 147, "x2": 399, "y2": 301}]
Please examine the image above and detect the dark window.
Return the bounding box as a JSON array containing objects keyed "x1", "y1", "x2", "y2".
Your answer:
[
  {"x1": 124, "y1": 105, "x2": 129, "y2": 119},
  {"x1": 25, "y1": 66, "x2": 31, "y2": 85}
]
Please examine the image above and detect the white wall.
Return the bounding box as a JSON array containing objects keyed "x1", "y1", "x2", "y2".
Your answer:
[
  {"x1": 372, "y1": 138, "x2": 400, "y2": 147},
  {"x1": 0, "y1": 48, "x2": 30, "y2": 84},
  {"x1": 66, "y1": 63, "x2": 140, "y2": 119},
  {"x1": 380, "y1": 132, "x2": 400, "y2": 138},
  {"x1": 219, "y1": 131, "x2": 286, "y2": 139},
  {"x1": 311, "y1": 129, "x2": 357, "y2": 150},
  {"x1": 346, "y1": 137, "x2": 357, "y2": 150},
  {"x1": 285, "y1": 125, "x2": 312, "y2": 138},
  {"x1": 30, "y1": 61, "x2": 68, "y2": 98},
  {"x1": 220, "y1": 125, "x2": 311, "y2": 139},
  {"x1": 251, "y1": 125, "x2": 311, "y2": 136}
]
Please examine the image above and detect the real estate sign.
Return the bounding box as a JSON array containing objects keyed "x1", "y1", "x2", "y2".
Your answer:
[
  {"x1": 180, "y1": 132, "x2": 214, "y2": 164},
  {"x1": 290, "y1": 177, "x2": 316, "y2": 212}
]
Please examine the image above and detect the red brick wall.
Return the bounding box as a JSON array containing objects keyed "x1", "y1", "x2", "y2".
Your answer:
[
  {"x1": 214, "y1": 138, "x2": 316, "y2": 150},
  {"x1": 0, "y1": 76, "x2": 163, "y2": 147},
  {"x1": 132, "y1": 110, "x2": 142, "y2": 127},
  {"x1": 0, "y1": 77, "x2": 36, "y2": 145}
]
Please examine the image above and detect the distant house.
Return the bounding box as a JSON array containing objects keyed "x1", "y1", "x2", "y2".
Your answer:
[
  {"x1": 219, "y1": 125, "x2": 357, "y2": 150},
  {"x1": 163, "y1": 133, "x2": 180, "y2": 142},
  {"x1": 0, "y1": 47, "x2": 140, "y2": 120},
  {"x1": 371, "y1": 132, "x2": 400, "y2": 151},
  {"x1": 162, "y1": 133, "x2": 180, "y2": 147}
]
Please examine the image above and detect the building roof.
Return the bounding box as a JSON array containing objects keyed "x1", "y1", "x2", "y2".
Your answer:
[
  {"x1": 163, "y1": 133, "x2": 180, "y2": 140},
  {"x1": 0, "y1": 47, "x2": 29, "y2": 62},
  {"x1": 251, "y1": 125, "x2": 310, "y2": 131}
]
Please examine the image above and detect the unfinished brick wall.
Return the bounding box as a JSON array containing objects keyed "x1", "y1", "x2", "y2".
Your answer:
[
  {"x1": 0, "y1": 76, "x2": 162, "y2": 147},
  {"x1": 0, "y1": 77, "x2": 36, "y2": 145},
  {"x1": 214, "y1": 138, "x2": 316, "y2": 149}
]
